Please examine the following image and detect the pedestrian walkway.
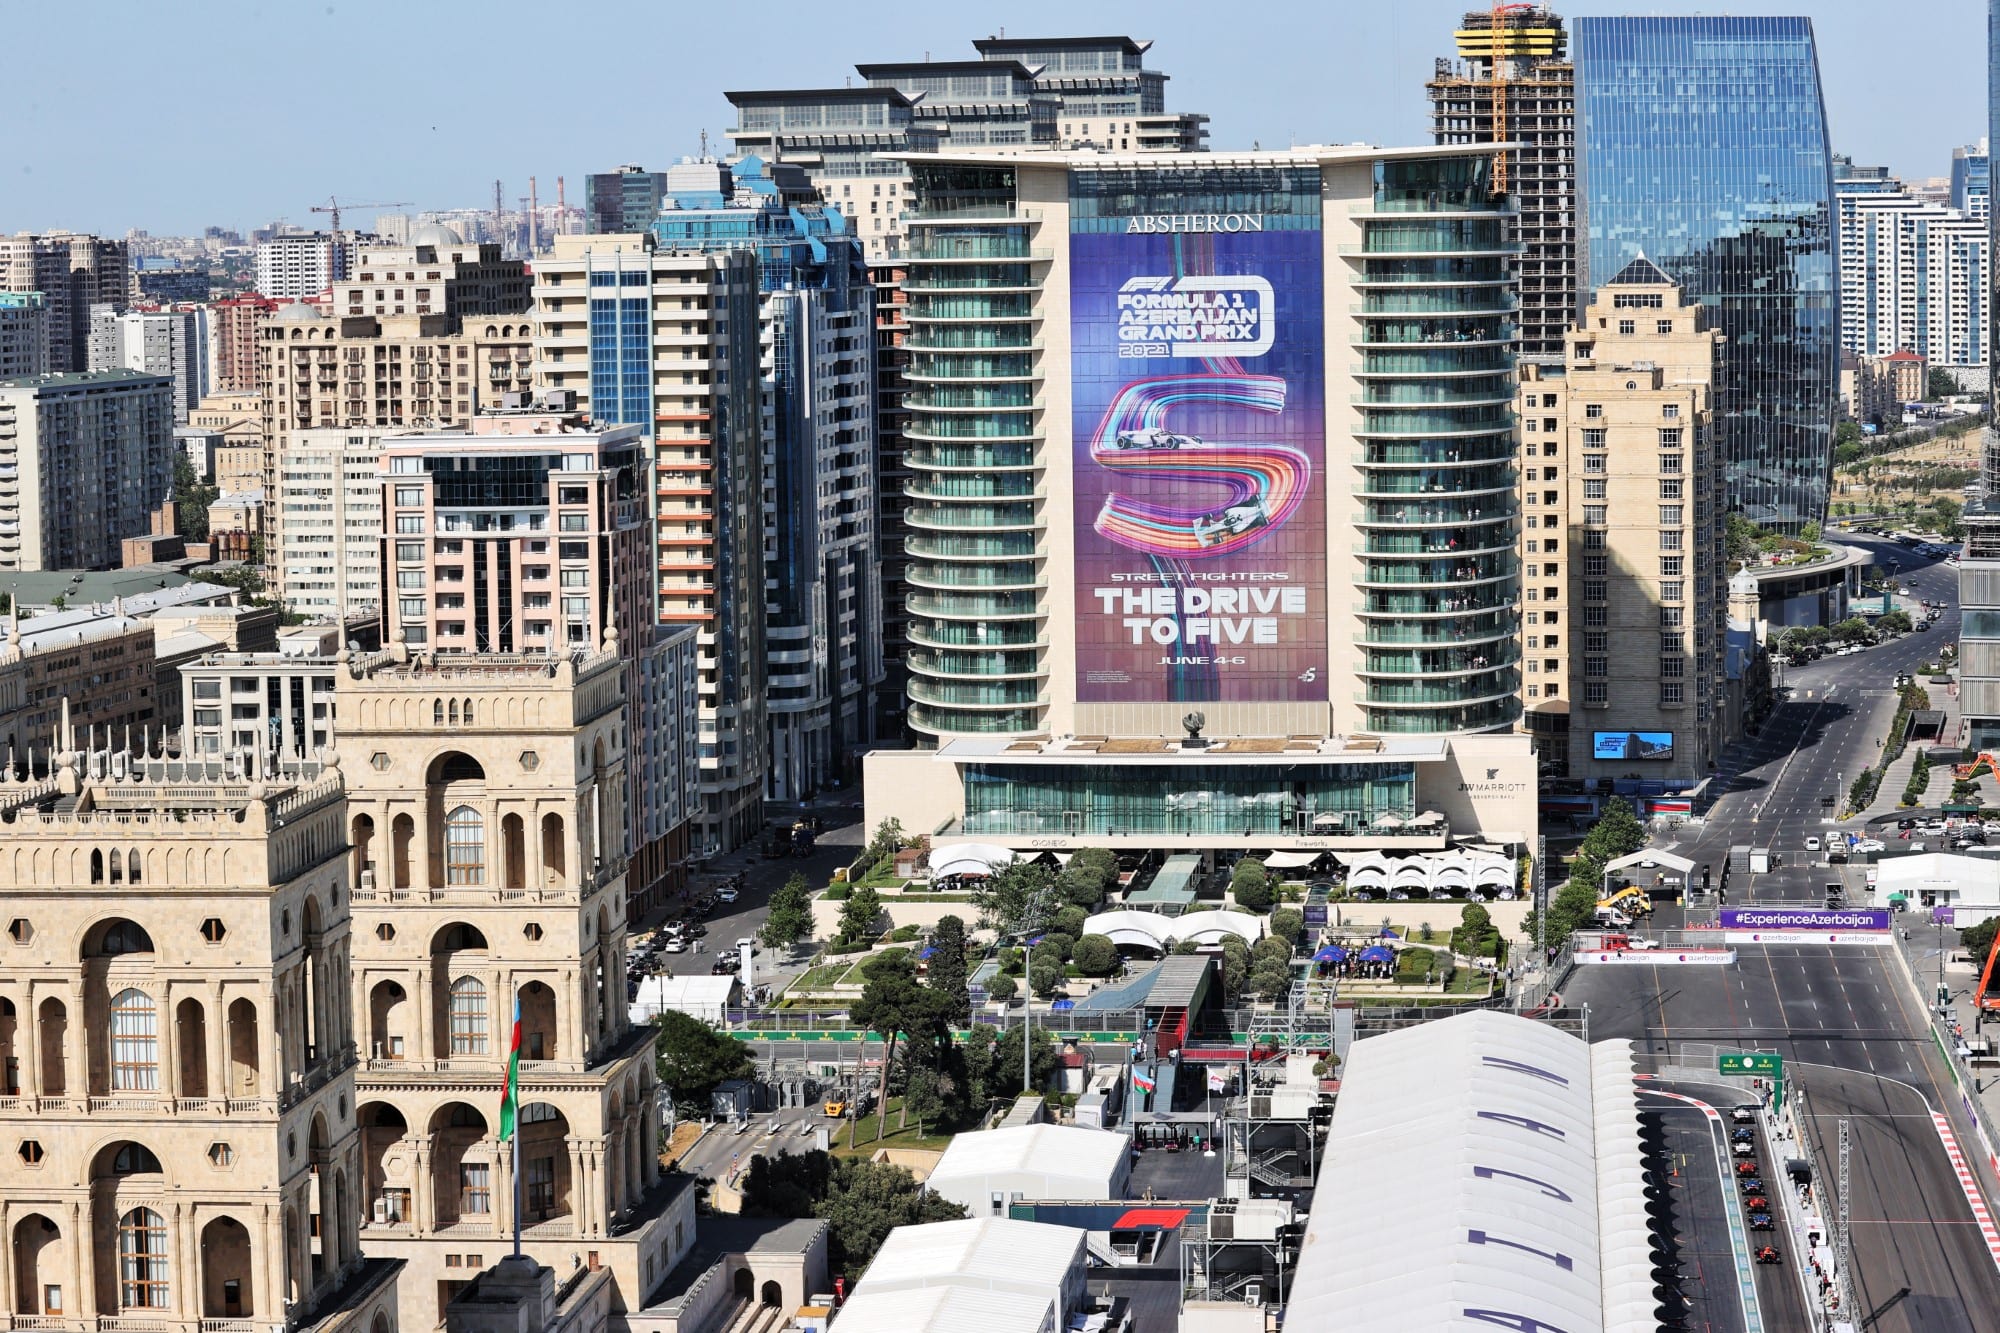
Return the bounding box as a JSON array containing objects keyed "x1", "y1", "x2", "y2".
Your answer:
[{"x1": 1860, "y1": 672, "x2": 1962, "y2": 819}]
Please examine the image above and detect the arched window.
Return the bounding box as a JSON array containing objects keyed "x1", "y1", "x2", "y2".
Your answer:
[
  {"x1": 111, "y1": 1143, "x2": 163, "y2": 1175},
  {"x1": 462, "y1": 698, "x2": 474, "y2": 726},
  {"x1": 109, "y1": 850, "x2": 122, "y2": 884},
  {"x1": 110, "y1": 990, "x2": 158, "y2": 1090},
  {"x1": 91, "y1": 849, "x2": 105, "y2": 884},
  {"x1": 96, "y1": 921, "x2": 155, "y2": 957},
  {"x1": 128, "y1": 850, "x2": 141, "y2": 884},
  {"x1": 433, "y1": 700, "x2": 445, "y2": 726},
  {"x1": 448, "y1": 978, "x2": 487, "y2": 1055},
  {"x1": 445, "y1": 806, "x2": 484, "y2": 885},
  {"x1": 118, "y1": 1208, "x2": 170, "y2": 1308},
  {"x1": 448, "y1": 700, "x2": 459, "y2": 727}
]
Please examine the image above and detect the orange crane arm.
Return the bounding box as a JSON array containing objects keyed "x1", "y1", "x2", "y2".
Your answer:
[{"x1": 1976, "y1": 920, "x2": 2000, "y2": 1011}]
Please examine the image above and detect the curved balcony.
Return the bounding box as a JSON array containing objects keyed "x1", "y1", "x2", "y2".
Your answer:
[
  {"x1": 1359, "y1": 642, "x2": 1522, "y2": 678},
  {"x1": 904, "y1": 474, "x2": 1039, "y2": 502},
  {"x1": 903, "y1": 419, "x2": 1044, "y2": 443},
  {"x1": 908, "y1": 352, "x2": 1037, "y2": 380},
  {"x1": 904, "y1": 444, "x2": 1039, "y2": 472},
  {"x1": 1357, "y1": 291, "x2": 1518, "y2": 316},
  {"x1": 1363, "y1": 671, "x2": 1522, "y2": 708},
  {"x1": 906, "y1": 648, "x2": 1044, "y2": 679},
  {"x1": 1360, "y1": 441, "x2": 1517, "y2": 468},
  {"x1": 1355, "y1": 347, "x2": 1514, "y2": 377},
  {"x1": 1355, "y1": 408, "x2": 1515, "y2": 439},
  {"x1": 903, "y1": 504, "x2": 1039, "y2": 533},
  {"x1": 907, "y1": 327, "x2": 1042, "y2": 351},
  {"x1": 904, "y1": 269, "x2": 1041, "y2": 293},
  {"x1": 908, "y1": 702, "x2": 1044, "y2": 736},
  {"x1": 906, "y1": 562, "x2": 1045, "y2": 592},
  {"x1": 1357, "y1": 378, "x2": 1513, "y2": 406},
  {"x1": 908, "y1": 621, "x2": 1046, "y2": 649},
  {"x1": 908, "y1": 677, "x2": 1046, "y2": 709},
  {"x1": 908, "y1": 591, "x2": 1043, "y2": 619},
  {"x1": 904, "y1": 386, "x2": 1041, "y2": 412},
  {"x1": 1361, "y1": 695, "x2": 1521, "y2": 735},
  {"x1": 1355, "y1": 219, "x2": 1510, "y2": 255},
  {"x1": 1358, "y1": 529, "x2": 1515, "y2": 560},
  {"x1": 906, "y1": 295, "x2": 1040, "y2": 322},
  {"x1": 1353, "y1": 321, "x2": 1514, "y2": 350},
  {"x1": 1358, "y1": 613, "x2": 1517, "y2": 647},
  {"x1": 1354, "y1": 467, "x2": 1515, "y2": 497},
  {"x1": 1359, "y1": 588, "x2": 1518, "y2": 618},
  {"x1": 1356, "y1": 554, "x2": 1518, "y2": 587},
  {"x1": 905, "y1": 531, "x2": 1040, "y2": 561},
  {"x1": 1350, "y1": 257, "x2": 1511, "y2": 286}
]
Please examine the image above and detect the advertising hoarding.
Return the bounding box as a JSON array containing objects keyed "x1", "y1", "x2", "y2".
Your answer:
[
  {"x1": 1718, "y1": 907, "x2": 1892, "y2": 932},
  {"x1": 1593, "y1": 731, "x2": 1675, "y2": 761},
  {"x1": 1069, "y1": 213, "x2": 1325, "y2": 702}
]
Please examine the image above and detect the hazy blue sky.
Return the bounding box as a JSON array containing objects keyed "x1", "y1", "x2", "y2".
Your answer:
[{"x1": 0, "y1": 0, "x2": 1985, "y2": 236}]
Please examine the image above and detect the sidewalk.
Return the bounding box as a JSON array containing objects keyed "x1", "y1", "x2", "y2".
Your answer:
[{"x1": 1860, "y1": 673, "x2": 1963, "y2": 818}]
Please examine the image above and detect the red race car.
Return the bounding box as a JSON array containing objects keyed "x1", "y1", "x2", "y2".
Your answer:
[{"x1": 1736, "y1": 1160, "x2": 1761, "y2": 1176}]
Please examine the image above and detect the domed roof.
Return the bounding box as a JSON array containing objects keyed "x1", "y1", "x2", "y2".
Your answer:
[
  {"x1": 271, "y1": 301, "x2": 329, "y2": 323},
  {"x1": 409, "y1": 222, "x2": 465, "y2": 247}
]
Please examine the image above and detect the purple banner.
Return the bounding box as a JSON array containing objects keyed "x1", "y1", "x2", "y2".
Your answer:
[
  {"x1": 1067, "y1": 214, "x2": 1326, "y2": 702},
  {"x1": 1719, "y1": 907, "x2": 1891, "y2": 932}
]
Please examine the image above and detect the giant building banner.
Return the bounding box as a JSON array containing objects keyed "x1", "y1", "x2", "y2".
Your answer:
[{"x1": 1068, "y1": 211, "x2": 1327, "y2": 703}]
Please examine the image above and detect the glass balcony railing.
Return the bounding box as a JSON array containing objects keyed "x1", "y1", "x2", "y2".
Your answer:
[
  {"x1": 1356, "y1": 467, "x2": 1515, "y2": 496},
  {"x1": 908, "y1": 620, "x2": 1045, "y2": 648},
  {"x1": 907, "y1": 236, "x2": 1050, "y2": 262},
  {"x1": 906, "y1": 562, "x2": 1044, "y2": 590},
  {"x1": 908, "y1": 591, "x2": 1042, "y2": 617},
  {"x1": 904, "y1": 532, "x2": 1040, "y2": 560},
  {"x1": 907, "y1": 328, "x2": 1041, "y2": 350},
  {"x1": 1363, "y1": 670, "x2": 1521, "y2": 706},
  {"x1": 1361, "y1": 441, "x2": 1516, "y2": 467},
  {"x1": 909, "y1": 353, "x2": 1036, "y2": 379},
  {"x1": 904, "y1": 417, "x2": 1043, "y2": 441},
  {"x1": 905, "y1": 268, "x2": 1040, "y2": 291},
  {"x1": 1358, "y1": 614, "x2": 1516, "y2": 646},
  {"x1": 904, "y1": 386, "x2": 1041, "y2": 411},
  {"x1": 1361, "y1": 643, "x2": 1521, "y2": 676},
  {"x1": 905, "y1": 474, "x2": 1038, "y2": 501},
  {"x1": 1359, "y1": 407, "x2": 1514, "y2": 436},
  {"x1": 1359, "y1": 219, "x2": 1509, "y2": 253},
  {"x1": 1356, "y1": 319, "x2": 1513, "y2": 347},
  {"x1": 1360, "y1": 527, "x2": 1515, "y2": 557},
  {"x1": 1358, "y1": 348, "x2": 1513, "y2": 376},
  {"x1": 905, "y1": 444, "x2": 1039, "y2": 471},
  {"x1": 909, "y1": 678, "x2": 1046, "y2": 708},
  {"x1": 908, "y1": 294, "x2": 1038, "y2": 320},
  {"x1": 1358, "y1": 378, "x2": 1513, "y2": 406},
  {"x1": 1359, "y1": 291, "x2": 1518, "y2": 316},
  {"x1": 909, "y1": 703, "x2": 1042, "y2": 735},
  {"x1": 1351, "y1": 258, "x2": 1510, "y2": 285},
  {"x1": 907, "y1": 649, "x2": 1043, "y2": 678},
  {"x1": 1360, "y1": 588, "x2": 1517, "y2": 617},
  {"x1": 1358, "y1": 554, "x2": 1517, "y2": 586},
  {"x1": 903, "y1": 505, "x2": 1038, "y2": 531},
  {"x1": 1362, "y1": 696, "x2": 1521, "y2": 734}
]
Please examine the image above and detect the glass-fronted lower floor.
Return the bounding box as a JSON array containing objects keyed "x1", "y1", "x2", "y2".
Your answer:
[{"x1": 959, "y1": 761, "x2": 1417, "y2": 838}]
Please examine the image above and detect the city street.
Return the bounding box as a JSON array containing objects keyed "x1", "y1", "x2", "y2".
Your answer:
[{"x1": 1570, "y1": 536, "x2": 2000, "y2": 1331}]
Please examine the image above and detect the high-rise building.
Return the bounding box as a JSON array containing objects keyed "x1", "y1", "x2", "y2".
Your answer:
[
  {"x1": 887, "y1": 145, "x2": 1523, "y2": 746},
  {"x1": 211, "y1": 294, "x2": 283, "y2": 393},
  {"x1": 870, "y1": 257, "x2": 913, "y2": 737},
  {"x1": 726, "y1": 35, "x2": 1208, "y2": 261},
  {"x1": 1959, "y1": 0, "x2": 2000, "y2": 749},
  {"x1": 1955, "y1": 139, "x2": 1992, "y2": 221},
  {"x1": 278, "y1": 426, "x2": 389, "y2": 623},
  {"x1": 1573, "y1": 16, "x2": 1839, "y2": 530},
  {"x1": 337, "y1": 644, "x2": 696, "y2": 1331},
  {"x1": 0, "y1": 291, "x2": 49, "y2": 378},
  {"x1": 134, "y1": 256, "x2": 212, "y2": 303},
  {"x1": 0, "y1": 370, "x2": 174, "y2": 570},
  {"x1": 255, "y1": 232, "x2": 368, "y2": 300},
  {"x1": 529, "y1": 233, "x2": 769, "y2": 853},
  {"x1": 1426, "y1": 5, "x2": 1576, "y2": 361},
  {"x1": 1837, "y1": 186, "x2": 1988, "y2": 378},
  {"x1": 0, "y1": 724, "x2": 405, "y2": 1333},
  {"x1": 88, "y1": 303, "x2": 211, "y2": 422},
  {"x1": 652, "y1": 156, "x2": 881, "y2": 800},
  {"x1": 372, "y1": 405, "x2": 698, "y2": 912},
  {"x1": 864, "y1": 145, "x2": 1536, "y2": 865},
  {"x1": 336, "y1": 229, "x2": 530, "y2": 319},
  {"x1": 0, "y1": 230, "x2": 131, "y2": 372},
  {"x1": 1516, "y1": 262, "x2": 1730, "y2": 783},
  {"x1": 585, "y1": 166, "x2": 669, "y2": 234}
]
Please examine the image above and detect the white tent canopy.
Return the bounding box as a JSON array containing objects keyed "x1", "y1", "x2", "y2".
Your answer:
[
  {"x1": 1260, "y1": 851, "x2": 1327, "y2": 870},
  {"x1": 1601, "y1": 849, "x2": 1696, "y2": 878},
  {"x1": 1083, "y1": 908, "x2": 1264, "y2": 949},
  {"x1": 1285, "y1": 1011, "x2": 1654, "y2": 1333},
  {"x1": 930, "y1": 841, "x2": 1018, "y2": 879},
  {"x1": 1339, "y1": 850, "x2": 1516, "y2": 900}
]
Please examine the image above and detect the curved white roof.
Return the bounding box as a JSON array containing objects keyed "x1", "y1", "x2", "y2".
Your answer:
[
  {"x1": 1286, "y1": 1011, "x2": 1654, "y2": 1333},
  {"x1": 1083, "y1": 908, "x2": 1263, "y2": 948},
  {"x1": 930, "y1": 841, "x2": 1017, "y2": 878}
]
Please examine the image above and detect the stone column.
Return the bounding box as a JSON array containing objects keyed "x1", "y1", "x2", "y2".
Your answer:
[
  {"x1": 412, "y1": 966, "x2": 433, "y2": 1065},
  {"x1": 158, "y1": 983, "x2": 180, "y2": 1103},
  {"x1": 24, "y1": 984, "x2": 42, "y2": 1101},
  {"x1": 567, "y1": 1142, "x2": 587, "y2": 1235},
  {"x1": 411, "y1": 1142, "x2": 434, "y2": 1234},
  {"x1": 64, "y1": 981, "x2": 85, "y2": 1101},
  {"x1": 174, "y1": 1202, "x2": 198, "y2": 1320},
  {"x1": 254, "y1": 1201, "x2": 275, "y2": 1321},
  {"x1": 71, "y1": 1200, "x2": 93, "y2": 1318},
  {"x1": 209, "y1": 983, "x2": 229, "y2": 1105}
]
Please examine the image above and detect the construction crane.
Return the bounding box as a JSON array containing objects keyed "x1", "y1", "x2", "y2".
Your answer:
[
  {"x1": 310, "y1": 196, "x2": 412, "y2": 234},
  {"x1": 1487, "y1": 2, "x2": 1536, "y2": 194}
]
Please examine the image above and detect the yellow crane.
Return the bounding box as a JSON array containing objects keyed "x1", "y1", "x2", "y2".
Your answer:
[
  {"x1": 310, "y1": 196, "x2": 413, "y2": 235},
  {"x1": 1487, "y1": 3, "x2": 1536, "y2": 194}
]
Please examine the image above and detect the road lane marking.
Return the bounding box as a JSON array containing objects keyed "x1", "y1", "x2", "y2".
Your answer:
[
  {"x1": 1931, "y1": 1110, "x2": 2000, "y2": 1273},
  {"x1": 1645, "y1": 1088, "x2": 1767, "y2": 1332}
]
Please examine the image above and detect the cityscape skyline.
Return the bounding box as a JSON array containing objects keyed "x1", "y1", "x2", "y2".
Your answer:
[{"x1": 0, "y1": 0, "x2": 1983, "y2": 237}]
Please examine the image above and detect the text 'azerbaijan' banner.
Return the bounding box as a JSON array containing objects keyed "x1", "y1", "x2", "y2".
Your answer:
[
  {"x1": 1719, "y1": 907, "x2": 1892, "y2": 932},
  {"x1": 1069, "y1": 219, "x2": 1326, "y2": 702}
]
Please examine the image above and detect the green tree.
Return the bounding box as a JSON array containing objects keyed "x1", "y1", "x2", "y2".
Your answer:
[
  {"x1": 1172, "y1": 938, "x2": 1199, "y2": 956},
  {"x1": 1963, "y1": 917, "x2": 2000, "y2": 972},
  {"x1": 171, "y1": 451, "x2": 219, "y2": 542},
  {"x1": 1268, "y1": 907, "x2": 1304, "y2": 944},
  {"x1": 1525, "y1": 879, "x2": 1602, "y2": 953},
  {"x1": 974, "y1": 860, "x2": 1060, "y2": 940},
  {"x1": 741, "y1": 1152, "x2": 966, "y2": 1277},
  {"x1": 1058, "y1": 847, "x2": 1118, "y2": 910},
  {"x1": 1250, "y1": 961, "x2": 1291, "y2": 1002},
  {"x1": 760, "y1": 871, "x2": 815, "y2": 950},
  {"x1": 1053, "y1": 904, "x2": 1088, "y2": 940},
  {"x1": 652, "y1": 1010, "x2": 754, "y2": 1116},
  {"x1": 1072, "y1": 933, "x2": 1118, "y2": 976},
  {"x1": 986, "y1": 1022, "x2": 1060, "y2": 1098},
  {"x1": 864, "y1": 818, "x2": 906, "y2": 872},
  {"x1": 1928, "y1": 366, "x2": 1959, "y2": 400},
  {"x1": 1219, "y1": 935, "x2": 1251, "y2": 996},
  {"x1": 926, "y1": 915, "x2": 971, "y2": 1023},
  {"x1": 1459, "y1": 901, "x2": 1495, "y2": 955},
  {"x1": 1035, "y1": 932, "x2": 1075, "y2": 963},
  {"x1": 1831, "y1": 616, "x2": 1871, "y2": 644},
  {"x1": 1801, "y1": 519, "x2": 1822, "y2": 544},
  {"x1": 1029, "y1": 957, "x2": 1065, "y2": 998},
  {"x1": 836, "y1": 882, "x2": 883, "y2": 945},
  {"x1": 1231, "y1": 858, "x2": 1273, "y2": 913},
  {"x1": 1879, "y1": 609, "x2": 1913, "y2": 634},
  {"x1": 850, "y1": 953, "x2": 953, "y2": 1140},
  {"x1": 988, "y1": 974, "x2": 1018, "y2": 1005}
]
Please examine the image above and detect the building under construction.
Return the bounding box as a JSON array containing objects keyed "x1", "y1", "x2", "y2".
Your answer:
[{"x1": 1427, "y1": 5, "x2": 1575, "y2": 361}]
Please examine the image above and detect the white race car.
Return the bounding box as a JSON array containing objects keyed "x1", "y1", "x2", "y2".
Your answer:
[
  {"x1": 1114, "y1": 428, "x2": 1202, "y2": 450},
  {"x1": 1193, "y1": 501, "x2": 1270, "y2": 547}
]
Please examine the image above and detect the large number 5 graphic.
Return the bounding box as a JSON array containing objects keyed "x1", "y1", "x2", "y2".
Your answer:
[{"x1": 1087, "y1": 372, "x2": 1311, "y2": 559}]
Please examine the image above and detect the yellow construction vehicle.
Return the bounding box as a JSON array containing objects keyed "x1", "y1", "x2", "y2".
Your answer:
[
  {"x1": 822, "y1": 1096, "x2": 847, "y2": 1118},
  {"x1": 1596, "y1": 884, "x2": 1654, "y2": 918}
]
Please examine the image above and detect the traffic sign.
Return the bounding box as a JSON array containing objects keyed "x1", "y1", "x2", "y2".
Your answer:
[{"x1": 1719, "y1": 1052, "x2": 1782, "y2": 1076}]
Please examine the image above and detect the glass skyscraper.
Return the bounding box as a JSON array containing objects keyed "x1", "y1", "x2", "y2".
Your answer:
[
  {"x1": 1574, "y1": 16, "x2": 1838, "y2": 530},
  {"x1": 1959, "y1": 1, "x2": 2000, "y2": 748}
]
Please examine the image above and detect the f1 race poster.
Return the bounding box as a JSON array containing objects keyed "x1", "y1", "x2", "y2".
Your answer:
[{"x1": 1069, "y1": 221, "x2": 1326, "y2": 703}]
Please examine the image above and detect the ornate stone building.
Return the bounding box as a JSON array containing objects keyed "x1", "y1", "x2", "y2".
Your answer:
[
  {"x1": 334, "y1": 641, "x2": 695, "y2": 1331},
  {"x1": 0, "y1": 715, "x2": 402, "y2": 1333}
]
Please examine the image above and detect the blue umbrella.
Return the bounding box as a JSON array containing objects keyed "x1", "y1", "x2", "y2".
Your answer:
[
  {"x1": 1313, "y1": 945, "x2": 1344, "y2": 963},
  {"x1": 916, "y1": 946, "x2": 936, "y2": 960},
  {"x1": 1378, "y1": 927, "x2": 1399, "y2": 938},
  {"x1": 1051, "y1": 998, "x2": 1075, "y2": 1011},
  {"x1": 1359, "y1": 945, "x2": 1395, "y2": 963}
]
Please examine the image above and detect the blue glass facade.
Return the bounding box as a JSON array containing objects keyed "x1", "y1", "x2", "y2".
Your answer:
[
  {"x1": 587, "y1": 267, "x2": 651, "y2": 426},
  {"x1": 1575, "y1": 16, "x2": 1838, "y2": 530}
]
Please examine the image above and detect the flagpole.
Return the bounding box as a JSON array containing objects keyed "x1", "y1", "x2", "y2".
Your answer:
[{"x1": 507, "y1": 985, "x2": 522, "y2": 1259}]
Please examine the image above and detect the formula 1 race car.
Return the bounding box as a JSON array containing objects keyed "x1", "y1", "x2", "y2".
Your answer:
[
  {"x1": 1735, "y1": 1160, "x2": 1761, "y2": 1177},
  {"x1": 1192, "y1": 500, "x2": 1271, "y2": 547},
  {"x1": 1755, "y1": 1246, "x2": 1783, "y2": 1265},
  {"x1": 1748, "y1": 1214, "x2": 1775, "y2": 1231},
  {"x1": 1113, "y1": 428, "x2": 1202, "y2": 450}
]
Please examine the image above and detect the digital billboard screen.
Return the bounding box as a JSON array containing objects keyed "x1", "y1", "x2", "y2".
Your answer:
[
  {"x1": 1068, "y1": 205, "x2": 1325, "y2": 702},
  {"x1": 1593, "y1": 731, "x2": 1675, "y2": 762}
]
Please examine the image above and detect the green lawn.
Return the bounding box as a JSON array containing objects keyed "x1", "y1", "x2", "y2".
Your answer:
[
  {"x1": 789, "y1": 963, "x2": 853, "y2": 991},
  {"x1": 828, "y1": 1098, "x2": 960, "y2": 1156}
]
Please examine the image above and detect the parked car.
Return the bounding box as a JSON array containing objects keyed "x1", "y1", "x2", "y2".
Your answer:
[
  {"x1": 1854, "y1": 839, "x2": 1886, "y2": 854},
  {"x1": 716, "y1": 887, "x2": 740, "y2": 903}
]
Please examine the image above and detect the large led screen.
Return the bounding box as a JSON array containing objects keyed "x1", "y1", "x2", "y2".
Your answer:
[
  {"x1": 1069, "y1": 222, "x2": 1326, "y2": 703},
  {"x1": 1593, "y1": 731, "x2": 1676, "y2": 762}
]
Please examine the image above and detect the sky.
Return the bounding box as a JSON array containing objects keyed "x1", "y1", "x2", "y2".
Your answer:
[{"x1": 0, "y1": 0, "x2": 1986, "y2": 237}]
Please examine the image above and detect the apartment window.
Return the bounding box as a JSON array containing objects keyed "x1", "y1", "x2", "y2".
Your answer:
[
  {"x1": 1618, "y1": 320, "x2": 1636, "y2": 334},
  {"x1": 394, "y1": 486, "x2": 424, "y2": 507},
  {"x1": 1659, "y1": 428, "x2": 1683, "y2": 446},
  {"x1": 1659, "y1": 453, "x2": 1682, "y2": 474},
  {"x1": 560, "y1": 513, "x2": 587, "y2": 532},
  {"x1": 1543, "y1": 418, "x2": 1557, "y2": 433},
  {"x1": 1584, "y1": 454, "x2": 1606, "y2": 473},
  {"x1": 1654, "y1": 319, "x2": 1672, "y2": 335},
  {"x1": 1585, "y1": 682, "x2": 1608, "y2": 704},
  {"x1": 1585, "y1": 556, "x2": 1607, "y2": 577},
  {"x1": 445, "y1": 806, "x2": 485, "y2": 885},
  {"x1": 118, "y1": 1209, "x2": 170, "y2": 1309},
  {"x1": 1583, "y1": 530, "x2": 1605, "y2": 550},
  {"x1": 1663, "y1": 403, "x2": 1680, "y2": 419},
  {"x1": 1543, "y1": 611, "x2": 1559, "y2": 624},
  {"x1": 1584, "y1": 580, "x2": 1607, "y2": 602},
  {"x1": 1584, "y1": 479, "x2": 1607, "y2": 500},
  {"x1": 395, "y1": 516, "x2": 424, "y2": 534},
  {"x1": 1543, "y1": 491, "x2": 1558, "y2": 506},
  {"x1": 460, "y1": 1163, "x2": 492, "y2": 1215},
  {"x1": 1584, "y1": 505, "x2": 1607, "y2": 525},
  {"x1": 110, "y1": 989, "x2": 158, "y2": 1090},
  {"x1": 397, "y1": 570, "x2": 426, "y2": 589},
  {"x1": 1660, "y1": 530, "x2": 1683, "y2": 551},
  {"x1": 1660, "y1": 557, "x2": 1684, "y2": 577},
  {"x1": 1661, "y1": 581, "x2": 1685, "y2": 602},
  {"x1": 1661, "y1": 607, "x2": 1685, "y2": 628},
  {"x1": 396, "y1": 542, "x2": 424, "y2": 561},
  {"x1": 1585, "y1": 632, "x2": 1609, "y2": 653},
  {"x1": 1524, "y1": 418, "x2": 1537, "y2": 433},
  {"x1": 1584, "y1": 606, "x2": 1607, "y2": 627},
  {"x1": 1582, "y1": 428, "x2": 1606, "y2": 447},
  {"x1": 449, "y1": 977, "x2": 488, "y2": 1054},
  {"x1": 1659, "y1": 479, "x2": 1683, "y2": 499},
  {"x1": 1543, "y1": 634, "x2": 1560, "y2": 649},
  {"x1": 1585, "y1": 404, "x2": 1603, "y2": 419},
  {"x1": 1660, "y1": 682, "x2": 1685, "y2": 705},
  {"x1": 560, "y1": 569, "x2": 589, "y2": 588},
  {"x1": 398, "y1": 598, "x2": 426, "y2": 619},
  {"x1": 1658, "y1": 506, "x2": 1683, "y2": 526},
  {"x1": 1585, "y1": 656, "x2": 1608, "y2": 678},
  {"x1": 1542, "y1": 394, "x2": 1558, "y2": 408},
  {"x1": 1659, "y1": 633, "x2": 1682, "y2": 653}
]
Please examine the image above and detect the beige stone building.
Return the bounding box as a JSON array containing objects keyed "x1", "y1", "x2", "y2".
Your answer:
[
  {"x1": 1516, "y1": 260, "x2": 1729, "y2": 785},
  {"x1": 334, "y1": 642, "x2": 695, "y2": 1331},
  {"x1": 190, "y1": 390, "x2": 270, "y2": 493},
  {"x1": 0, "y1": 603, "x2": 158, "y2": 766},
  {"x1": 0, "y1": 720, "x2": 404, "y2": 1333}
]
